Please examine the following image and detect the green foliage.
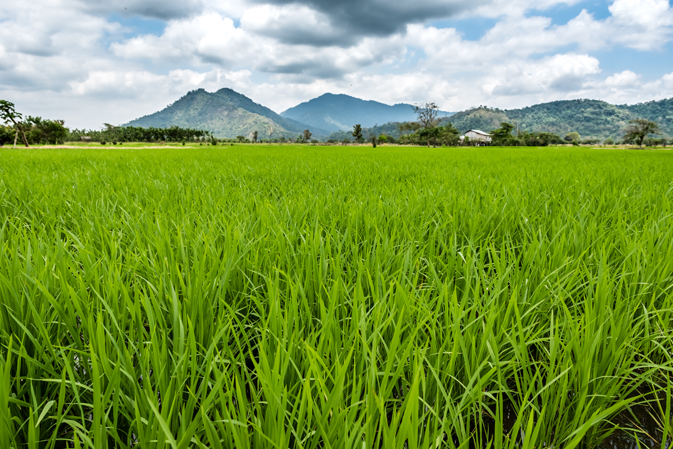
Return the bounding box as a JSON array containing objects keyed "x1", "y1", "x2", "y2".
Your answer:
[
  {"x1": 0, "y1": 100, "x2": 29, "y2": 147},
  {"x1": 68, "y1": 125, "x2": 208, "y2": 144},
  {"x1": 565, "y1": 132, "x2": 581, "y2": 143},
  {"x1": 352, "y1": 124, "x2": 363, "y2": 142},
  {"x1": 0, "y1": 100, "x2": 22, "y2": 126},
  {"x1": 0, "y1": 145, "x2": 671, "y2": 448},
  {"x1": 491, "y1": 122, "x2": 518, "y2": 146},
  {"x1": 624, "y1": 119, "x2": 661, "y2": 148},
  {"x1": 398, "y1": 123, "x2": 462, "y2": 146},
  {"x1": 0, "y1": 125, "x2": 14, "y2": 145},
  {"x1": 329, "y1": 122, "x2": 405, "y2": 141},
  {"x1": 19, "y1": 116, "x2": 69, "y2": 144}
]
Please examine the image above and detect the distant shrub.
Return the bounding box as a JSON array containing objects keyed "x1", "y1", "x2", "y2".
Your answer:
[{"x1": 101, "y1": 141, "x2": 106, "y2": 145}]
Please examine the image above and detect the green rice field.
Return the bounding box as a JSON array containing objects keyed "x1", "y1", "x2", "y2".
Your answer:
[{"x1": 0, "y1": 145, "x2": 671, "y2": 448}]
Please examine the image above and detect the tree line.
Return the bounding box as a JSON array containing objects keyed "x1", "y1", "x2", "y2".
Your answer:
[{"x1": 67, "y1": 124, "x2": 210, "y2": 144}]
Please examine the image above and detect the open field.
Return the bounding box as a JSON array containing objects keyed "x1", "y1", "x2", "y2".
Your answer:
[{"x1": 0, "y1": 145, "x2": 672, "y2": 448}]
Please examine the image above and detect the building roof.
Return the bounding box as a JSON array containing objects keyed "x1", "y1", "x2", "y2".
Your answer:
[{"x1": 466, "y1": 130, "x2": 491, "y2": 136}]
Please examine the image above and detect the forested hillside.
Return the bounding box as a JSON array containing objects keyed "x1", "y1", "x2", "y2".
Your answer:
[
  {"x1": 445, "y1": 99, "x2": 672, "y2": 139},
  {"x1": 126, "y1": 88, "x2": 325, "y2": 139},
  {"x1": 624, "y1": 98, "x2": 673, "y2": 133},
  {"x1": 326, "y1": 98, "x2": 672, "y2": 142}
]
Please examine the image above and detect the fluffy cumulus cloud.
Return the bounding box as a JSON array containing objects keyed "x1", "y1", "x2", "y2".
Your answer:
[
  {"x1": 1, "y1": 0, "x2": 673, "y2": 128},
  {"x1": 491, "y1": 54, "x2": 601, "y2": 96}
]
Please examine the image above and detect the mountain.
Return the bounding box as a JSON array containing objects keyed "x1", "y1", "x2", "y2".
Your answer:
[
  {"x1": 125, "y1": 88, "x2": 673, "y2": 141},
  {"x1": 444, "y1": 99, "x2": 673, "y2": 139},
  {"x1": 125, "y1": 88, "x2": 328, "y2": 139},
  {"x1": 281, "y1": 93, "x2": 453, "y2": 134}
]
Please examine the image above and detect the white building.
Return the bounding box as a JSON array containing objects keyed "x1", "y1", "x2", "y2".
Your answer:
[{"x1": 463, "y1": 130, "x2": 492, "y2": 144}]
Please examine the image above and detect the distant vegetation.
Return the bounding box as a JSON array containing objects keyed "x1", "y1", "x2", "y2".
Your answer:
[
  {"x1": 0, "y1": 100, "x2": 68, "y2": 145},
  {"x1": 68, "y1": 125, "x2": 210, "y2": 144}
]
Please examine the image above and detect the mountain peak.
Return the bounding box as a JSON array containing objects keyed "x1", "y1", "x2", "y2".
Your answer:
[
  {"x1": 281, "y1": 94, "x2": 452, "y2": 133},
  {"x1": 125, "y1": 87, "x2": 328, "y2": 138}
]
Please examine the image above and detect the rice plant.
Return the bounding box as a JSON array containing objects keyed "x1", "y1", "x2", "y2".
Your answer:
[{"x1": 0, "y1": 145, "x2": 671, "y2": 448}]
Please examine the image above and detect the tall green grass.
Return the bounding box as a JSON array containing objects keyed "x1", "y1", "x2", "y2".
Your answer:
[{"x1": 0, "y1": 145, "x2": 671, "y2": 448}]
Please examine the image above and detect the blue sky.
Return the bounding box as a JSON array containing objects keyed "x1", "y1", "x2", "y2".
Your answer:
[{"x1": 1, "y1": 0, "x2": 672, "y2": 128}]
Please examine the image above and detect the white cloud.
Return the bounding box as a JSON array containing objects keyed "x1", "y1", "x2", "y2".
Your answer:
[
  {"x1": 490, "y1": 54, "x2": 601, "y2": 96},
  {"x1": 605, "y1": 70, "x2": 641, "y2": 88},
  {"x1": 111, "y1": 13, "x2": 252, "y2": 65},
  {"x1": 608, "y1": 0, "x2": 673, "y2": 50}
]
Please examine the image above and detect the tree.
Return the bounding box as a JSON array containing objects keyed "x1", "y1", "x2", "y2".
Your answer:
[
  {"x1": 537, "y1": 132, "x2": 562, "y2": 146},
  {"x1": 418, "y1": 127, "x2": 440, "y2": 147},
  {"x1": 397, "y1": 122, "x2": 421, "y2": 136},
  {"x1": 252, "y1": 131, "x2": 258, "y2": 143},
  {"x1": 623, "y1": 119, "x2": 660, "y2": 149},
  {"x1": 371, "y1": 135, "x2": 377, "y2": 148},
  {"x1": 0, "y1": 100, "x2": 29, "y2": 147},
  {"x1": 352, "y1": 124, "x2": 363, "y2": 143},
  {"x1": 491, "y1": 123, "x2": 517, "y2": 145},
  {"x1": 413, "y1": 102, "x2": 439, "y2": 129},
  {"x1": 26, "y1": 116, "x2": 68, "y2": 144},
  {"x1": 0, "y1": 125, "x2": 15, "y2": 146},
  {"x1": 303, "y1": 129, "x2": 312, "y2": 142},
  {"x1": 438, "y1": 123, "x2": 460, "y2": 146},
  {"x1": 564, "y1": 132, "x2": 580, "y2": 143}
]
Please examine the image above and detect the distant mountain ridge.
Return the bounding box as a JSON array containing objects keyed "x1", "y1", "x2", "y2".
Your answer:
[
  {"x1": 281, "y1": 93, "x2": 453, "y2": 133},
  {"x1": 125, "y1": 88, "x2": 328, "y2": 139},
  {"x1": 125, "y1": 88, "x2": 673, "y2": 141}
]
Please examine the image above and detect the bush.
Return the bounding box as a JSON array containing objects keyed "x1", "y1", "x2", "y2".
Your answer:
[
  {"x1": 101, "y1": 141, "x2": 106, "y2": 145},
  {"x1": 0, "y1": 126, "x2": 14, "y2": 145}
]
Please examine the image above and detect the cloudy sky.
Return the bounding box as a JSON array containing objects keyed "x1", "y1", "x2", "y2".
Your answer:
[{"x1": 1, "y1": 0, "x2": 672, "y2": 129}]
